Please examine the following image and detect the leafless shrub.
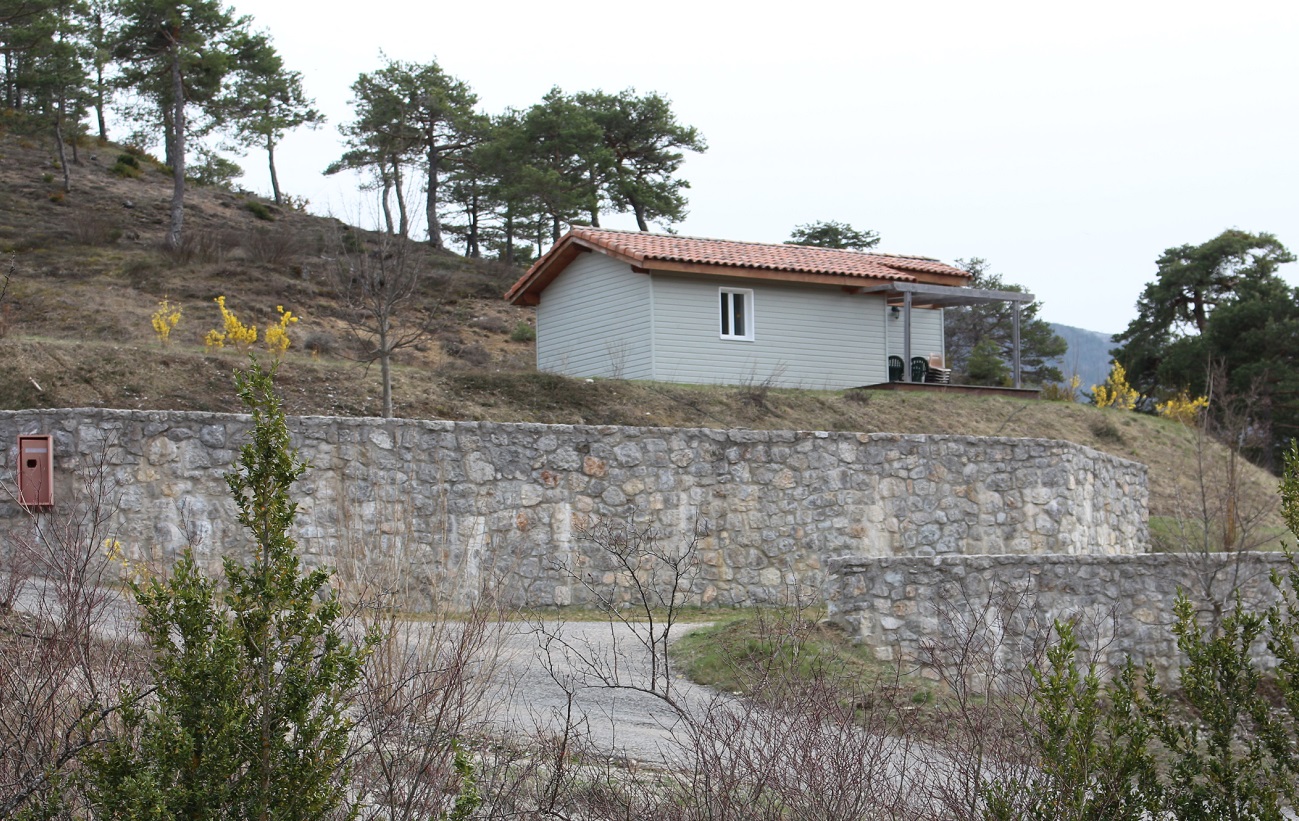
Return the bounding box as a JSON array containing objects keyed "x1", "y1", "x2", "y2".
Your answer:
[
  {"x1": 467, "y1": 315, "x2": 509, "y2": 335},
  {"x1": 909, "y1": 583, "x2": 1053, "y2": 820},
  {"x1": 241, "y1": 227, "x2": 302, "y2": 266},
  {"x1": 68, "y1": 213, "x2": 121, "y2": 246},
  {"x1": 1158, "y1": 365, "x2": 1282, "y2": 618},
  {"x1": 455, "y1": 343, "x2": 491, "y2": 367},
  {"x1": 842, "y1": 386, "x2": 872, "y2": 405},
  {"x1": 552, "y1": 516, "x2": 704, "y2": 702},
  {"x1": 166, "y1": 227, "x2": 238, "y2": 265},
  {"x1": 734, "y1": 365, "x2": 787, "y2": 411},
  {"x1": 300, "y1": 330, "x2": 339, "y2": 358},
  {"x1": 0, "y1": 448, "x2": 141, "y2": 819},
  {"x1": 703, "y1": 695, "x2": 916, "y2": 819},
  {"x1": 439, "y1": 333, "x2": 490, "y2": 367},
  {"x1": 344, "y1": 590, "x2": 506, "y2": 821},
  {"x1": 328, "y1": 480, "x2": 511, "y2": 820}
]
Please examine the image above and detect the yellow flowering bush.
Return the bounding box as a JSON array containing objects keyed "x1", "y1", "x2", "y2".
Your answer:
[
  {"x1": 205, "y1": 295, "x2": 257, "y2": 350},
  {"x1": 264, "y1": 305, "x2": 299, "y2": 355},
  {"x1": 104, "y1": 537, "x2": 145, "y2": 581},
  {"x1": 1156, "y1": 390, "x2": 1209, "y2": 425},
  {"x1": 1091, "y1": 362, "x2": 1139, "y2": 410},
  {"x1": 150, "y1": 298, "x2": 182, "y2": 345}
]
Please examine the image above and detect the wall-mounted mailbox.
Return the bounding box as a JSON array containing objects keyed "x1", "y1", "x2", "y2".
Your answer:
[{"x1": 17, "y1": 434, "x2": 54, "y2": 509}]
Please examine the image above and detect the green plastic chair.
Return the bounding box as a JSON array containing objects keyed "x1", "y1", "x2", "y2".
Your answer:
[
  {"x1": 888, "y1": 356, "x2": 904, "y2": 382},
  {"x1": 911, "y1": 357, "x2": 928, "y2": 383}
]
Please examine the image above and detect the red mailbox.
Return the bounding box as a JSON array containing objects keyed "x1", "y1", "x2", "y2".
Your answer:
[{"x1": 17, "y1": 435, "x2": 54, "y2": 509}]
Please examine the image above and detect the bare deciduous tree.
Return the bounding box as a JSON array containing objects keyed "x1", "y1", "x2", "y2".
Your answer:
[
  {"x1": 330, "y1": 228, "x2": 443, "y2": 418},
  {"x1": 1158, "y1": 365, "x2": 1282, "y2": 620}
]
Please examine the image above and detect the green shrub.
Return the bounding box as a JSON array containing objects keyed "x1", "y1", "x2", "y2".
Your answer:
[
  {"x1": 509, "y1": 321, "x2": 535, "y2": 342},
  {"x1": 244, "y1": 201, "x2": 274, "y2": 221},
  {"x1": 109, "y1": 153, "x2": 142, "y2": 178},
  {"x1": 989, "y1": 447, "x2": 1299, "y2": 818}
]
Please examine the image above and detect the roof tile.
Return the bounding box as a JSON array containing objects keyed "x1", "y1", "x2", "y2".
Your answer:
[
  {"x1": 505, "y1": 228, "x2": 971, "y2": 304},
  {"x1": 569, "y1": 227, "x2": 970, "y2": 281}
]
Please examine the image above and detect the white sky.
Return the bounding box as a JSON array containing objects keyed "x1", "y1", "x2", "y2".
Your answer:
[{"x1": 223, "y1": 0, "x2": 1299, "y2": 334}]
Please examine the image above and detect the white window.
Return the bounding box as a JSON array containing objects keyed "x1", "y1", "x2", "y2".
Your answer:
[{"x1": 719, "y1": 288, "x2": 755, "y2": 341}]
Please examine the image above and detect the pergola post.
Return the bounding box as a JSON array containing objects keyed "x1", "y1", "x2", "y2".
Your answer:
[
  {"x1": 902, "y1": 290, "x2": 913, "y2": 382},
  {"x1": 860, "y1": 282, "x2": 1035, "y2": 391},
  {"x1": 1012, "y1": 302, "x2": 1022, "y2": 389}
]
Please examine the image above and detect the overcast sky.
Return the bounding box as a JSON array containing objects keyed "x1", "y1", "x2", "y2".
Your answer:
[{"x1": 223, "y1": 0, "x2": 1299, "y2": 334}]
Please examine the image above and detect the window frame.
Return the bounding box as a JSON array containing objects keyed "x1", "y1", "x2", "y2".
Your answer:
[{"x1": 718, "y1": 287, "x2": 756, "y2": 342}]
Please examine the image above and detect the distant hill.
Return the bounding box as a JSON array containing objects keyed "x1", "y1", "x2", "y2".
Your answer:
[{"x1": 1048, "y1": 323, "x2": 1117, "y2": 392}]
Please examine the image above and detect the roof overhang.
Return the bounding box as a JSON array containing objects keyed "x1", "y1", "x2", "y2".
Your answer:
[
  {"x1": 504, "y1": 229, "x2": 976, "y2": 306},
  {"x1": 505, "y1": 234, "x2": 972, "y2": 305},
  {"x1": 860, "y1": 281, "x2": 1035, "y2": 309},
  {"x1": 504, "y1": 235, "x2": 596, "y2": 305}
]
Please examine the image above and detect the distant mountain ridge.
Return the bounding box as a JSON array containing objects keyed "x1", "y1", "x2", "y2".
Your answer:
[{"x1": 1047, "y1": 323, "x2": 1117, "y2": 392}]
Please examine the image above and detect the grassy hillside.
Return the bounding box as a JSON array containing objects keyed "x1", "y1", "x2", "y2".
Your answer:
[{"x1": 0, "y1": 130, "x2": 1284, "y2": 536}]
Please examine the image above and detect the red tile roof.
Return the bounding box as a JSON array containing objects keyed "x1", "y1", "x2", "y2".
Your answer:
[{"x1": 505, "y1": 228, "x2": 971, "y2": 303}]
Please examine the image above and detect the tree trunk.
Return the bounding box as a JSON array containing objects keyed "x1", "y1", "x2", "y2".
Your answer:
[
  {"x1": 466, "y1": 189, "x2": 479, "y2": 258},
  {"x1": 53, "y1": 114, "x2": 70, "y2": 192},
  {"x1": 379, "y1": 161, "x2": 395, "y2": 235},
  {"x1": 425, "y1": 142, "x2": 443, "y2": 249},
  {"x1": 632, "y1": 198, "x2": 649, "y2": 232},
  {"x1": 551, "y1": 214, "x2": 561, "y2": 244},
  {"x1": 95, "y1": 85, "x2": 107, "y2": 142},
  {"x1": 392, "y1": 159, "x2": 409, "y2": 238},
  {"x1": 165, "y1": 47, "x2": 186, "y2": 251},
  {"x1": 93, "y1": 8, "x2": 107, "y2": 141},
  {"x1": 4, "y1": 52, "x2": 14, "y2": 109},
  {"x1": 267, "y1": 133, "x2": 281, "y2": 205},
  {"x1": 1193, "y1": 289, "x2": 1208, "y2": 333},
  {"x1": 503, "y1": 209, "x2": 514, "y2": 264},
  {"x1": 162, "y1": 101, "x2": 175, "y2": 168},
  {"x1": 379, "y1": 324, "x2": 393, "y2": 417}
]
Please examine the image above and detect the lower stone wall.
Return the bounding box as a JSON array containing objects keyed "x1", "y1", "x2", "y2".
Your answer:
[
  {"x1": 826, "y1": 552, "x2": 1291, "y2": 681},
  {"x1": 0, "y1": 409, "x2": 1148, "y2": 610}
]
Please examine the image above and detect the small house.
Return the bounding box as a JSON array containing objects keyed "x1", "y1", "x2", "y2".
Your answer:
[{"x1": 505, "y1": 228, "x2": 1033, "y2": 390}]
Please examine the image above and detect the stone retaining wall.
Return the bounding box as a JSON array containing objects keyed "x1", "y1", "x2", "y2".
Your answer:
[
  {"x1": 826, "y1": 552, "x2": 1291, "y2": 680},
  {"x1": 0, "y1": 409, "x2": 1148, "y2": 609}
]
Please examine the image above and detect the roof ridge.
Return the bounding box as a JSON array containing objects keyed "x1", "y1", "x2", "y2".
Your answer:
[{"x1": 570, "y1": 226, "x2": 940, "y2": 262}]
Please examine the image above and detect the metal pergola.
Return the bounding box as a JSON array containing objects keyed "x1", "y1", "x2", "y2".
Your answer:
[{"x1": 860, "y1": 282, "x2": 1036, "y2": 388}]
